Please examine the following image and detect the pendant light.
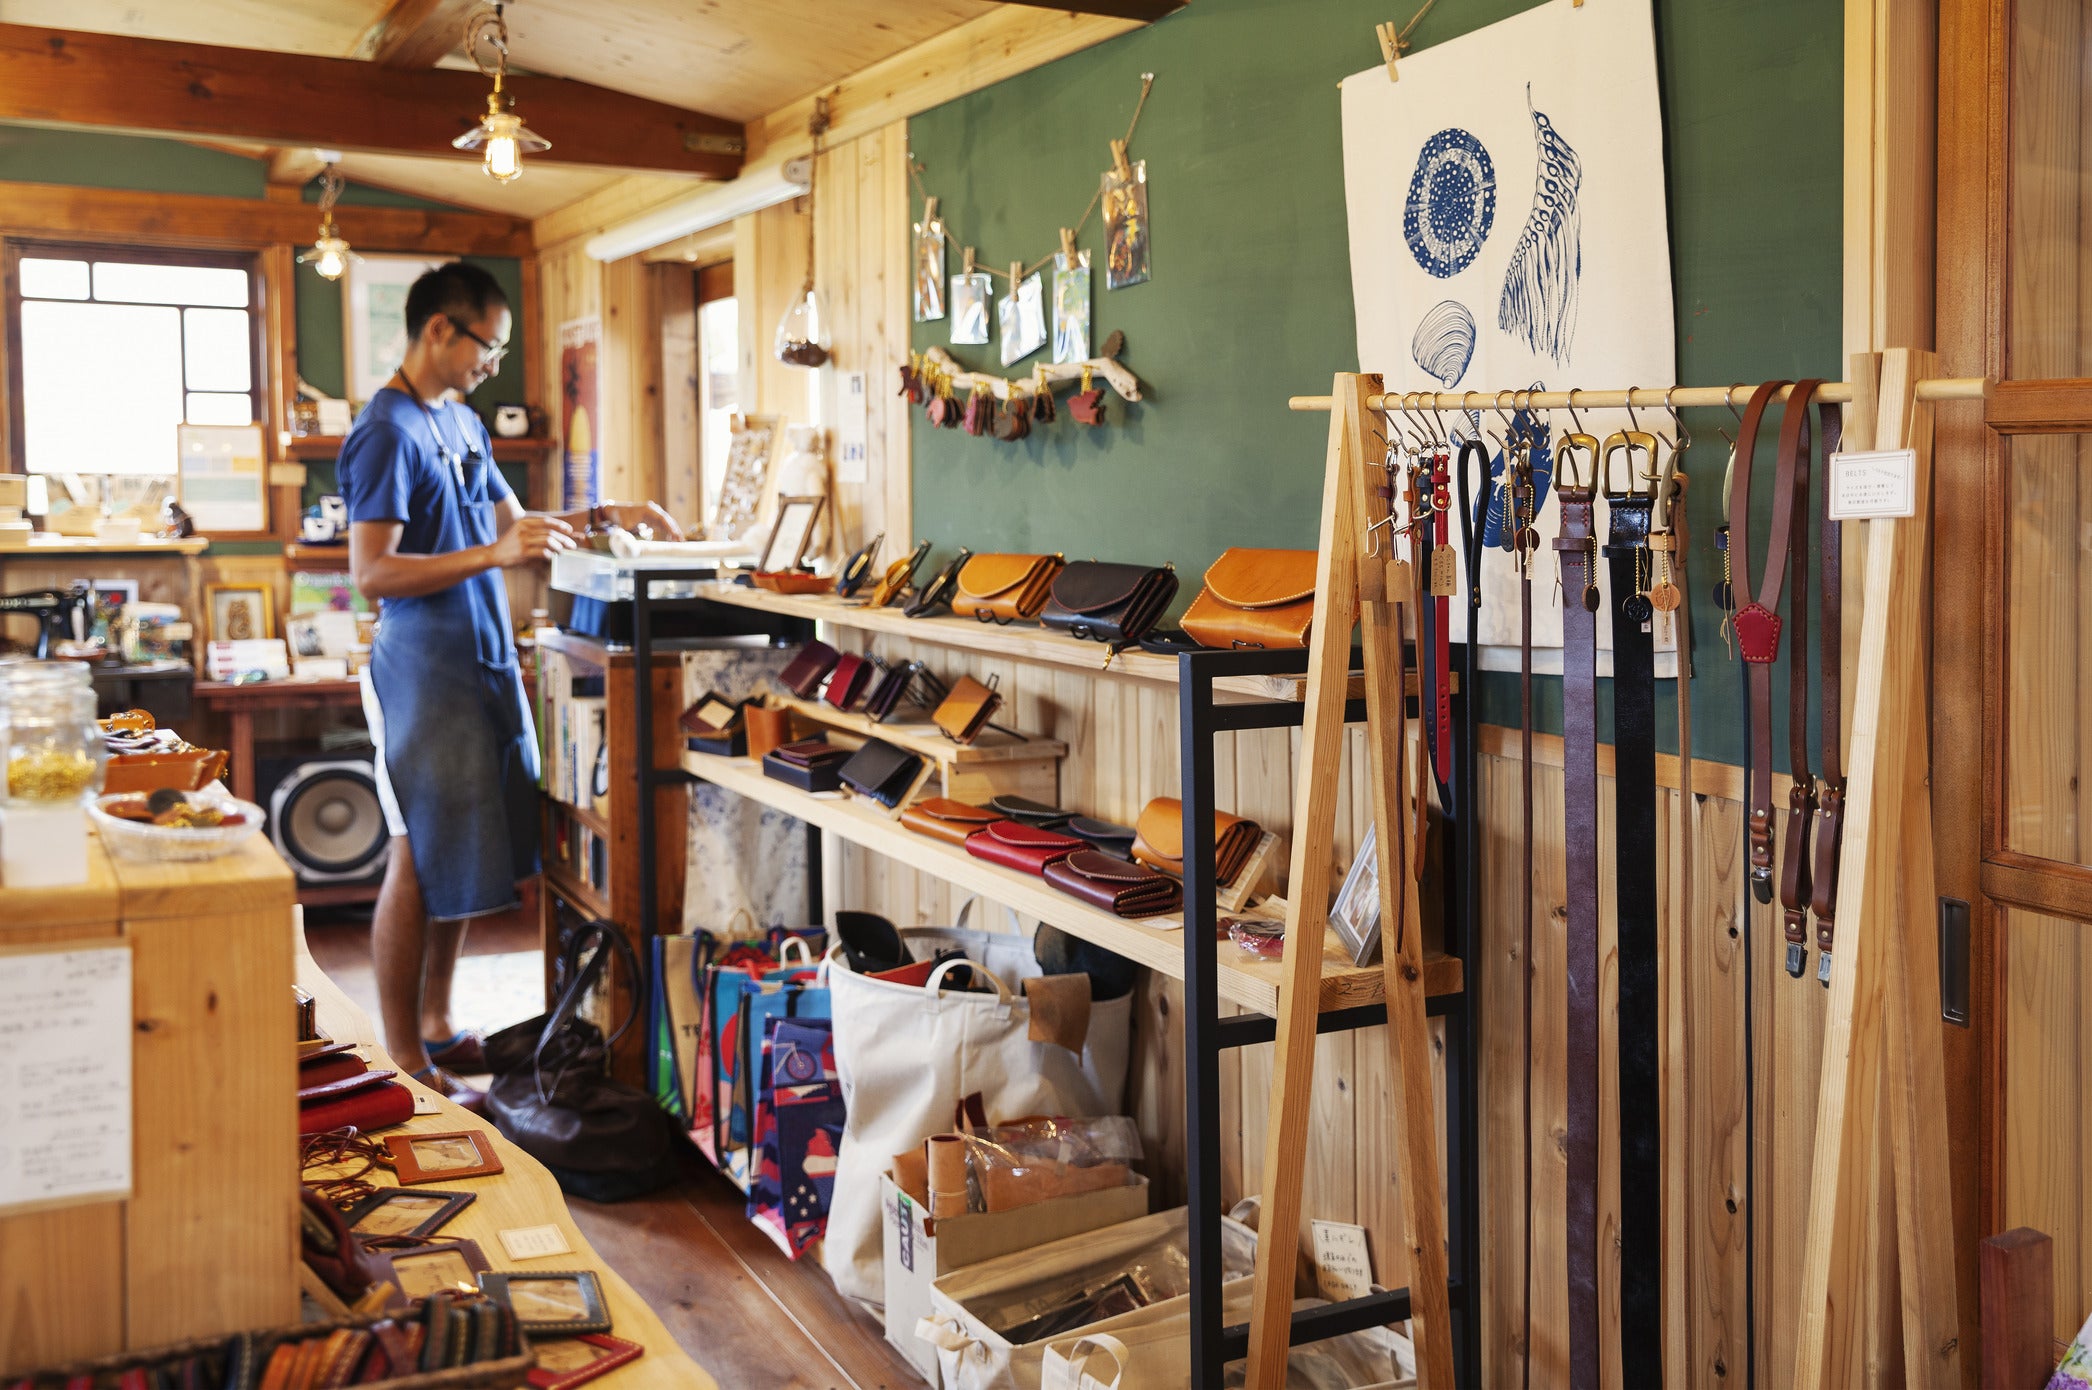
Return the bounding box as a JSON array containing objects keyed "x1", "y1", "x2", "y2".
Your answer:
[
  {"x1": 454, "y1": 4, "x2": 549, "y2": 184},
  {"x1": 297, "y1": 160, "x2": 356, "y2": 282},
  {"x1": 774, "y1": 99, "x2": 832, "y2": 369}
]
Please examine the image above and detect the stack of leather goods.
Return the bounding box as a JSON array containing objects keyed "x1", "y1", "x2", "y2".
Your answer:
[
  {"x1": 680, "y1": 691, "x2": 746, "y2": 757},
  {"x1": 763, "y1": 737, "x2": 851, "y2": 793},
  {"x1": 299, "y1": 1040, "x2": 413, "y2": 1137}
]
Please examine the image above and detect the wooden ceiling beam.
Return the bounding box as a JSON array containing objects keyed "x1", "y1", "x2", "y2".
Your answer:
[
  {"x1": 266, "y1": 147, "x2": 331, "y2": 189},
  {"x1": 988, "y1": 0, "x2": 1184, "y2": 20},
  {"x1": 352, "y1": 0, "x2": 478, "y2": 68},
  {"x1": 0, "y1": 21, "x2": 745, "y2": 178}
]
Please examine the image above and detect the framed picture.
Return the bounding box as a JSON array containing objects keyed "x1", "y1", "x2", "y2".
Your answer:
[
  {"x1": 712, "y1": 414, "x2": 778, "y2": 544},
  {"x1": 526, "y1": 1334, "x2": 644, "y2": 1389},
  {"x1": 1329, "y1": 823, "x2": 1383, "y2": 966},
  {"x1": 90, "y1": 579, "x2": 138, "y2": 645},
  {"x1": 758, "y1": 495, "x2": 827, "y2": 573},
  {"x1": 204, "y1": 583, "x2": 275, "y2": 644},
  {"x1": 343, "y1": 253, "x2": 445, "y2": 404},
  {"x1": 367, "y1": 1238, "x2": 490, "y2": 1300},
  {"x1": 343, "y1": 1187, "x2": 475, "y2": 1240},
  {"x1": 385, "y1": 1129, "x2": 505, "y2": 1184},
  {"x1": 480, "y1": 1270, "x2": 611, "y2": 1336}
]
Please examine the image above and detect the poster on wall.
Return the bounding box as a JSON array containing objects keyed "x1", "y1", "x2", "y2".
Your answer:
[
  {"x1": 343, "y1": 254, "x2": 445, "y2": 404},
  {"x1": 560, "y1": 316, "x2": 601, "y2": 511},
  {"x1": 1340, "y1": 0, "x2": 1675, "y2": 672}
]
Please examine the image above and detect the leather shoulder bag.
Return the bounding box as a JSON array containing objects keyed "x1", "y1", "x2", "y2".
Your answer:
[
  {"x1": 951, "y1": 553, "x2": 1066, "y2": 623},
  {"x1": 1040, "y1": 561, "x2": 1178, "y2": 653},
  {"x1": 1180, "y1": 547, "x2": 1318, "y2": 650}
]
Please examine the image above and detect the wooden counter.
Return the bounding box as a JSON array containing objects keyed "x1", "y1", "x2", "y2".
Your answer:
[{"x1": 295, "y1": 924, "x2": 715, "y2": 1389}]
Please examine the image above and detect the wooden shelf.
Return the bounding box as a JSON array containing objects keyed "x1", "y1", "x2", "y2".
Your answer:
[
  {"x1": 287, "y1": 435, "x2": 554, "y2": 465},
  {"x1": 769, "y1": 691, "x2": 1065, "y2": 767},
  {"x1": 681, "y1": 747, "x2": 1462, "y2": 1018},
  {"x1": 282, "y1": 543, "x2": 353, "y2": 567},
  {"x1": 545, "y1": 861, "x2": 611, "y2": 920},
  {"x1": 549, "y1": 796, "x2": 611, "y2": 838},
  {"x1": 0, "y1": 535, "x2": 210, "y2": 557}
]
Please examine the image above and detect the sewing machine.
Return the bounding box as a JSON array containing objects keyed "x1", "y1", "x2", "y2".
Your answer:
[{"x1": 0, "y1": 584, "x2": 91, "y2": 658}]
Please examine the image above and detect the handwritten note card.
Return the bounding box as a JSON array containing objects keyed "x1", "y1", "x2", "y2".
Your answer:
[
  {"x1": 0, "y1": 946, "x2": 132, "y2": 1212},
  {"x1": 1310, "y1": 1219, "x2": 1376, "y2": 1303},
  {"x1": 1827, "y1": 448, "x2": 1918, "y2": 520}
]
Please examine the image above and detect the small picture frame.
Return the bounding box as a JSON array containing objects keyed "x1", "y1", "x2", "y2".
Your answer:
[
  {"x1": 386, "y1": 1129, "x2": 505, "y2": 1184},
  {"x1": 1329, "y1": 823, "x2": 1383, "y2": 966},
  {"x1": 758, "y1": 495, "x2": 827, "y2": 573},
  {"x1": 480, "y1": 1269, "x2": 612, "y2": 1336},
  {"x1": 343, "y1": 1187, "x2": 476, "y2": 1239},
  {"x1": 204, "y1": 582, "x2": 276, "y2": 644},
  {"x1": 368, "y1": 1237, "x2": 491, "y2": 1300},
  {"x1": 526, "y1": 1334, "x2": 645, "y2": 1389}
]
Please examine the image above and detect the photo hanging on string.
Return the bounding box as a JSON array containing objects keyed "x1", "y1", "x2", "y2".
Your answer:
[
  {"x1": 1103, "y1": 161, "x2": 1151, "y2": 290},
  {"x1": 914, "y1": 217, "x2": 946, "y2": 323},
  {"x1": 1053, "y1": 251, "x2": 1092, "y2": 363},
  {"x1": 998, "y1": 272, "x2": 1047, "y2": 367},
  {"x1": 949, "y1": 271, "x2": 992, "y2": 346}
]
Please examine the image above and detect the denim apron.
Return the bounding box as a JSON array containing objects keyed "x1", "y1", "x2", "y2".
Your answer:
[{"x1": 364, "y1": 404, "x2": 541, "y2": 920}]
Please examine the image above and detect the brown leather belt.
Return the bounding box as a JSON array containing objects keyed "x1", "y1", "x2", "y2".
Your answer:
[
  {"x1": 1725, "y1": 380, "x2": 1800, "y2": 912},
  {"x1": 1552, "y1": 427, "x2": 1601, "y2": 1390},
  {"x1": 1809, "y1": 409, "x2": 1847, "y2": 984},
  {"x1": 1513, "y1": 426, "x2": 1539, "y2": 1390}
]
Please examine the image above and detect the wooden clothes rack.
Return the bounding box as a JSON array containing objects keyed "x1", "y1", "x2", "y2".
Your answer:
[{"x1": 1275, "y1": 353, "x2": 1970, "y2": 1387}]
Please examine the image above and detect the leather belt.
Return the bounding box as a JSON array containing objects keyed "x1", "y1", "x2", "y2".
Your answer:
[
  {"x1": 1512, "y1": 427, "x2": 1539, "y2": 1390},
  {"x1": 1552, "y1": 427, "x2": 1601, "y2": 1390},
  {"x1": 1601, "y1": 444, "x2": 1661, "y2": 1387},
  {"x1": 1724, "y1": 380, "x2": 1797, "y2": 911},
  {"x1": 1809, "y1": 404, "x2": 1847, "y2": 984},
  {"x1": 1417, "y1": 446, "x2": 1454, "y2": 793}
]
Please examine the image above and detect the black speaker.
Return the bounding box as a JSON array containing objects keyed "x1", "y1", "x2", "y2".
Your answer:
[{"x1": 258, "y1": 754, "x2": 392, "y2": 886}]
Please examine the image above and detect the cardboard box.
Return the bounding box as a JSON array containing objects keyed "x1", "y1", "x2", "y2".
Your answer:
[{"x1": 881, "y1": 1170, "x2": 1150, "y2": 1387}]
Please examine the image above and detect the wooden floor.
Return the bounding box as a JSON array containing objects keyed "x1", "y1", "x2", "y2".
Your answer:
[{"x1": 304, "y1": 907, "x2": 923, "y2": 1390}]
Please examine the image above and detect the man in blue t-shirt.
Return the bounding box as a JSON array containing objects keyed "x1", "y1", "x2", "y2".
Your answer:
[{"x1": 341, "y1": 262, "x2": 675, "y2": 1109}]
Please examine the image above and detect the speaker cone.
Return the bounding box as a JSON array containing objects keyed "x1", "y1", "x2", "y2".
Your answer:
[{"x1": 271, "y1": 760, "x2": 389, "y2": 881}]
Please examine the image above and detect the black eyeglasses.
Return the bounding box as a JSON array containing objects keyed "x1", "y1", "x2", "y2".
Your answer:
[{"x1": 446, "y1": 315, "x2": 508, "y2": 365}]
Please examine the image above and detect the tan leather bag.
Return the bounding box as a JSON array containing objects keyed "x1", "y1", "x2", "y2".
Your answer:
[
  {"x1": 951, "y1": 553, "x2": 1065, "y2": 623},
  {"x1": 1131, "y1": 796, "x2": 1264, "y2": 887},
  {"x1": 1179, "y1": 547, "x2": 1318, "y2": 650}
]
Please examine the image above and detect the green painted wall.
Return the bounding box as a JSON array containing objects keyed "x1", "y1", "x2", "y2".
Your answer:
[{"x1": 906, "y1": 0, "x2": 1842, "y2": 766}]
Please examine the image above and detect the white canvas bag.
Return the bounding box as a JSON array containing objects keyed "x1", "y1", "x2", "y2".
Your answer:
[{"x1": 821, "y1": 923, "x2": 1132, "y2": 1308}]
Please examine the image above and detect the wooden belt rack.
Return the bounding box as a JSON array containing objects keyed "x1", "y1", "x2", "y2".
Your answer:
[{"x1": 1281, "y1": 355, "x2": 1976, "y2": 1387}]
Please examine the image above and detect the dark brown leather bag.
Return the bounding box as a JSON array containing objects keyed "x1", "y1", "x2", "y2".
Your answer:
[
  {"x1": 1044, "y1": 850, "x2": 1183, "y2": 918},
  {"x1": 1180, "y1": 548, "x2": 1318, "y2": 650},
  {"x1": 951, "y1": 553, "x2": 1065, "y2": 623},
  {"x1": 1040, "y1": 561, "x2": 1178, "y2": 651},
  {"x1": 1131, "y1": 795, "x2": 1263, "y2": 886}
]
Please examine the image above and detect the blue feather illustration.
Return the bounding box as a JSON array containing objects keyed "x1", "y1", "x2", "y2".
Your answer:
[{"x1": 1499, "y1": 88, "x2": 1582, "y2": 363}]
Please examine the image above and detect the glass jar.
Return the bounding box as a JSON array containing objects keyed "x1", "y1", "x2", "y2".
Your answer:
[{"x1": 1, "y1": 661, "x2": 107, "y2": 805}]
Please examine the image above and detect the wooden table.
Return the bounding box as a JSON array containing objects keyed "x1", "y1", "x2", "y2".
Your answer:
[
  {"x1": 192, "y1": 677, "x2": 364, "y2": 802},
  {"x1": 295, "y1": 924, "x2": 717, "y2": 1389}
]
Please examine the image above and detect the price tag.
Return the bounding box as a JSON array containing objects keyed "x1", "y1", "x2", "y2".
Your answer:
[
  {"x1": 1429, "y1": 547, "x2": 1457, "y2": 596},
  {"x1": 497, "y1": 1224, "x2": 574, "y2": 1261},
  {"x1": 1310, "y1": 1219, "x2": 1375, "y2": 1303},
  {"x1": 1826, "y1": 448, "x2": 1917, "y2": 520}
]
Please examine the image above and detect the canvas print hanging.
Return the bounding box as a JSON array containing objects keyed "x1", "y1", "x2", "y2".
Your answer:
[
  {"x1": 913, "y1": 200, "x2": 946, "y2": 323},
  {"x1": 1339, "y1": 0, "x2": 1675, "y2": 673},
  {"x1": 1102, "y1": 158, "x2": 1151, "y2": 290},
  {"x1": 950, "y1": 270, "x2": 992, "y2": 346},
  {"x1": 998, "y1": 271, "x2": 1047, "y2": 367},
  {"x1": 1053, "y1": 250, "x2": 1092, "y2": 363}
]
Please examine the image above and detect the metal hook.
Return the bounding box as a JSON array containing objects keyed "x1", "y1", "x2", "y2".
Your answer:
[
  {"x1": 1724, "y1": 383, "x2": 1747, "y2": 427},
  {"x1": 1623, "y1": 387, "x2": 1642, "y2": 436},
  {"x1": 1663, "y1": 385, "x2": 1693, "y2": 453},
  {"x1": 1565, "y1": 388, "x2": 1586, "y2": 437}
]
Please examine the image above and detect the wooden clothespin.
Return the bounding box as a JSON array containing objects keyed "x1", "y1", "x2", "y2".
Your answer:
[
  {"x1": 963, "y1": 245, "x2": 976, "y2": 276},
  {"x1": 1109, "y1": 138, "x2": 1132, "y2": 182},
  {"x1": 921, "y1": 195, "x2": 939, "y2": 230},
  {"x1": 1009, "y1": 260, "x2": 1023, "y2": 291},
  {"x1": 1376, "y1": 20, "x2": 1402, "y2": 81},
  {"x1": 1058, "y1": 228, "x2": 1076, "y2": 263}
]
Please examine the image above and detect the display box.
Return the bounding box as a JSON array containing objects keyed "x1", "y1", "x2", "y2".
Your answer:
[{"x1": 881, "y1": 1170, "x2": 1150, "y2": 1388}]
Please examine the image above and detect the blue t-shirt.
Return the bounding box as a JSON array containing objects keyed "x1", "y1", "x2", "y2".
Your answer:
[{"x1": 337, "y1": 388, "x2": 518, "y2": 668}]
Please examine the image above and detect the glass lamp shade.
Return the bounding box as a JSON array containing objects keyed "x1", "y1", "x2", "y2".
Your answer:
[
  {"x1": 300, "y1": 232, "x2": 353, "y2": 281},
  {"x1": 774, "y1": 287, "x2": 831, "y2": 369},
  {"x1": 453, "y1": 99, "x2": 550, "y2": 184}
]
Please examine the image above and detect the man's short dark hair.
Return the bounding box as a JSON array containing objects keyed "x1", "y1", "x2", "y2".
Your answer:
[{"x1": 404, "y1": 261, "x2": 508, "y2": 341}]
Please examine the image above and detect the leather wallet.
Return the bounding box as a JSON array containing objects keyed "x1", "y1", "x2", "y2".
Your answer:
[
  {"x1": 1180, "y1": 548, "x2": 1319, "y2": 650},
  {"x1": 869, "y1": 539, "x2": 931, "y2": 608},
  {"x1": 863, "y1": 659, "x2": 948, "y2": 722},
  {"x1": 836, "y1": 532, "x2": 884, "y2": 597},
  {"x1": 900, "y1": 797, "x2": 999, "y2": 846},
  {"x1": 965, "y1": 819, "x2": 1084, "y2": 876},
  {"x1": 681, "y1": 692, "x2": 746, "y2": 756},
  {"x1": 824, "y1": 652, "x2": 874, "y2": 711},
  {"x1": 951, "y1": 553, "x2": 1066, "y2": 623},
  {"x1": 778, "y1": 640, "x2": 840, "y2": 698},
  {"x1": 838, "y1": 738, "x2": 925, "y2": 809},
  {"x1": 932, "y1": 673, "x2": 1002, "y2": 744},
  {"x1": 1067, "y1": 815, "x2": 1137, "y2": 855},
  {"x1": 988, "y1": 794, "x2": 1072, "y2": 827},
  {"x1": 299, "y1": 1070, "x2": 414, "y2": 1136},
  {"x1": 904, "y1": 549, "x2": 973, "y2": 618},
  {"x1": 763, "y1": 739, "x2": 850, "y2": 792},
  {"x1": 746, "y1": 704, "x2": 794, "y2": 760},
  {"x1": 1041, "y1": 561, "x2": 1179, "y2": 650},
  {"x1": 1132, "y1": 795, "x2": 1264, "y2": 885},
  {"x1": 1045, "y1": 850, "x2": 1184, "y2": 917}
]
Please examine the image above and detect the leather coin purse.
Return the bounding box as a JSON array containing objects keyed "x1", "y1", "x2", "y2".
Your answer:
[
  {"x1": 869, "y1": 539, "x2": 931, "y2": 609},
  {"x1": 680, "y1": 691, "x2": 746, "y2": 757},
  {"x1": 824, "y1": 651, "x2": 875, "y2": 711},
  {"x1": 951, "y1": 552, "x2": 1066, "y2": 624},
  {"x1": 836, "y1": 532, "x2": 884, "y2": 597},
  {"x1": 777, "y1": 640, "x2": 840, "y2": 698},
  {"x1": 904, "y1": 548, "x2": 973, "y2": 618},
  {"x1": 932, "y1": 673, "x2": 1002, "y2": 744},
  {"x1": 965, "y1": 819, "x2": 1083, "y2": 876},
  {"x1": 1045, "y1": 850, "x2": 1184, "y2": 918},
  {"x1": 989, "y1": 794, "x2": 1073, "y2": 828},
  {"x1": 838, "y1": 738, "x2": 926, "y2": 809},
  {"x1": 1180, "y1": 548, "x2": 1319, "y2": 650},
  {"x1": 1041, "y1": 561, "x2": 1179, "y2": 652},
  {"x1": 1131, "y1": 795, "x2": 1265, "y2": 886},
  {"x1": 901, "y1": 797, "x2": 999, "y2": 846}
]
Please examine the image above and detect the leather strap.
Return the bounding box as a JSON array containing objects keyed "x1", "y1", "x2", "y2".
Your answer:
[
  {"x1": 1725, "y1": 380, "x2": 1793, "y2": 907},
  {"x1": 1552, "y1": 434, "x2": 1601, "y2": 1390},
  {"x1": 1418, "y1": 446, "x2": 1454, "y2": 792},
  {"x1": 1774, "y1": 383, "x2": 1826, "y2": 975},
  {"x1": 1510, "y1": 428, "x2": 1539, "y2": 1390},
  {"x1": 1810, "y1": 402, "x2": 1848, "y2": 984}
]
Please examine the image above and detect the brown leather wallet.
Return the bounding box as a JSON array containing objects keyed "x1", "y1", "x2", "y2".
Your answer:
[
  {"x1": 869, "y1": 540, "x2": 931, "y2": 608},
  {"x1": 1045, "y1": 850, "x2": 1184, "y2": 917},
  {"x1": 951, "y1": 553, "x2": 1065, "y2": 623},
  {"x1": 931, "y1": 673, "x2": 1002, "y2": 744},
  {"x1": 900, "y1": 797, "x2": 999, "y2": 846},
  {"x1": 1131, "y1": 795, "x2": 1263, "y2": 885},
  {"x1": 1180, "y1": 547, "x2": 1318, "y2": 650}
]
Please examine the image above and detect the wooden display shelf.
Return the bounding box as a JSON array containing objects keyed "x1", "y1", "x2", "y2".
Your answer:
[
  {"x1": 680, "y1": 747, "x2": 1462, "y2": 1017},
  {"x1": 766, "y1": 690, "x2": 1064, "y2": 805},
  {"x1": 0, "y1": 535, "x2": 210, "y2": 557},
  {"x1": 545, "y1": 860, "x2": 612, "y2": 922}
]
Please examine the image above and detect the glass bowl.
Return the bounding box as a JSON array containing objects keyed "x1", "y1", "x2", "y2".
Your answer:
[{"x1": 89, "y1": 790, "x2": 267, "y2": 861}]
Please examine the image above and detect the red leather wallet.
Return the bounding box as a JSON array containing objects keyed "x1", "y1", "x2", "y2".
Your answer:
[
  {"x1": 964, "y1": 819, "x2": 1083, "y2": 876},
  {"x1": 777, "y1": 640, "x2": 840, "y2": 698},
  {"x1": 1044, "y1": 850, "x2": 1184, "y2": 917},
  {"x1": 298, "y1": 1071, "x2": 414, "y2": 1136},
  {"x1": 825, "y1": 652, "x2": 874, "y2": 711}
]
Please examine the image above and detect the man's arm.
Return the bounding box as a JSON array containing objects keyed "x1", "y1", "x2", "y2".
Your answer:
[
  {"x1": 350, "y1": 513, "x2": 575, "y2": 601},
  {"x1": 489, "y1": 495, "x2": 681, "y2": 542}
]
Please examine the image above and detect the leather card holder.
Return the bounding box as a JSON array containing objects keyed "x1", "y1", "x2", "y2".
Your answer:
[
  {"x1": 838, "y1": 738, "x2": 925, "y2": 809},
  {"x1": 824, "y1": 651, "x2": 874, "y2": 711},
  {"x1": 932, "y1": 673, "x2": 1001, "y2": 744},
  {"x1": 778, "y1": 640, "x2": 840, "y2": 698},
  {"x1": 1044, "y1": 850, "x2": 1184, "y2": 917},
  {"x1": 1180, "y1": 548, "x2": 1318, "y2": 651}
]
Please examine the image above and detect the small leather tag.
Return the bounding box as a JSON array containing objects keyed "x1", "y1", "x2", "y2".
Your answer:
[
  {"x1": 1733, "y1": 603, "x2": 1783, "y2": 663},
  {"x1": 1387, "y1": 558, "x2": 1415, "y2": 602},
  {"x1": 1023, "y1": 973, "x2": 1092, "y2": 1052},
  {"x1": 1429, "y1": 547, "x2": 1457, "y2": 596}
]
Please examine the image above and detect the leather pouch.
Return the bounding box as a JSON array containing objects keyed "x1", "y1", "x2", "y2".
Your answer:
[
  {"x1": 932, "y1": 673, "x2": 1002, "y2": 744},
  {"x1": 1132, "y1": 795, "x2": 1264, "y2": 886},
  {"x1": 824, "y1": 652, "x2": 874, "y2": 711},
  {"x1": 1067, "y1": 815, "x2": 1137, "y2": 855},
  {"x1": 988, "y1": 794, "x2": 1071, "y2": 827},
  {"x1": 863, "y1": 660, "x2": 947, "y2": 722},
  {"x1": 763, "y1": 741, "x2": 849, "y2": 793},
  {"x1": 1040, "y1": 561, "x2": 1179, "y2": 649},
  {"x1": 746, "y1": 704, "x2": 794, "y2": 761},
  {"x1": 1045, "y1": 850, "x2": 1184, "y2": 917},
  {"x1": 900, "y1": 797, "x2": 999, "y2": 846},
  {"x1": 869, "y1": 540, "x2": 931, "y2": 608},
  {"x1": 1180, "y1": 547, "x2": 1319, "y2": 650},
  {"x1": 951, "y1": 553, "x2": 1066, "y2": 623},
  {"x1": 838, "y1": 738, "x2": 925, "y2": 809},
  {"x1": 965, "y1": 820, "x2": 1084, "y2": 876},
  {"x1": 904, "y1": 549, "x2": 973, "y2": 618},
  {"x1": 681, "y1": 692, "x2": 746, "y2": 756},
  {"x1": 778, "y1": 640, "x2": 840, "y2": 698},
  {"x1": 836, "y1": 532, "x2": 884, "y2": 597}
]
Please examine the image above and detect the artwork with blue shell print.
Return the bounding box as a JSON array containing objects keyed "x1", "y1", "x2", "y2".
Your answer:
[{"x1": 1403, "y1": 128, "x2": 1497, "y2": 278}]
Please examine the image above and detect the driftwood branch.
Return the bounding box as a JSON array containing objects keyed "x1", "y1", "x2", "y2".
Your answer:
[{"x1": 922, "y1": 340, "x2": 1143, "y2": 403}]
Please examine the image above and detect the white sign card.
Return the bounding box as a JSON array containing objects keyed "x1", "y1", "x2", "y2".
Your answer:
[
  {"x1": 176, "y1": 424, "x2": 268, "y2": 533},
  {"x1": 1826, "y1": 448, "x2": 1917, "y2": 520},
  {"x1": 0, "y1": 946, "x2": 132, "y2": 1213},
  {"x1": 836, "y1": 371, "x2": 870, "y2": 485},
  {"x1": 1310, "y1": 1219, "x2": 1376, "y2": 1303}
]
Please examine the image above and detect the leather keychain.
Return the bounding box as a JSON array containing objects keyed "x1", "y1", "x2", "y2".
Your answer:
[
  {"x1": 1068, "y1": 363, "x2": 1106, "y2": 426},
  {"x1": 994, "y1": 394, "x2": 1032, "y2": 442},
  {"x1": 1032, "y1": 364, "x2": 1057, "y2": 424}
]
